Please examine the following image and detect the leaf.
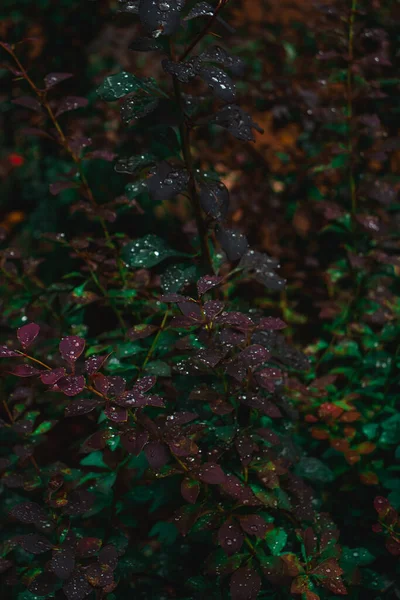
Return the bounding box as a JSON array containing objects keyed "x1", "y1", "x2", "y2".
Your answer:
[
  {"x1": 230, "y1": 567, "x2": 261, "y2": 600},
  {"x1": 63, "y1": 569, "x2": 92, "y2": 600},
  {"x1": 341, "y1": 547, "x2": 375, "y2": 567},
  {"x1": 97, "y1": 71, "x2": 158, "y2": 101},
  {"x1": 129, "y1": 36, "x2": 166, "y2": 52},
  {"x1": 198, "y1": 66, "x2": 236, "y2": 102},
  {"x1": 120, "y1": 92, "x2": 159, "y2": 124},
  {"x1": 44, "y1": 72, "x2": 73, "y2": 88},
  {"x1": 17, "y1": 323, "x2": 40, "y2": 349},
  {"x1": 0, "y1": 345, "x2": 19, "y2": 357},
  {"x1": 76, "y1": 537, "x2": 102, "y2": 558},
  {"x1": 65, "y1": 398, "x2": 100, "y2": 417},
  {"x1": 50, "y1": 546, "x2": 75, "y2": 579},
  {"x1": 295, "y1": 458, "x2": 334, "y2": 483},
  {"x1": 145, "y1": 360, "x2": 171, "y2": 377},
  {"x1": 214, "y1": 105, "x2": 263, "y2": 142},
  {"x1": 122, "y1": 234, "x2": 183, "y2": 268},
  {"x1": 57, "y1": 375, "x2": 86, "y2": 397},
  {"x1": 144, "y1": 441, "x2": 170, "y2": 469},
  {"x1": 184, "y1": 2, "x2": 214, "y2": 20},
  {"x1": 181, "y1": 478, "x2": 200, "y2": 504},
  {"x1": 85, "y1": 355, "x2": 108, "y2": 375},
  {"x1": 19, "y1": 534, "x2": 53, "y2": 554},
  {"x1": 49, "y1": 181, "x2": 78, "y2": 195},
  {"x1": 146, "y1": 161, "x2": 189, "y2": 201},
  {"x1": 64, "y1": 490, "x2": 95, "y2": 515},
  {"x1": 41, "y1": 367, "x2": 66, "y2": 385},
  {"x1": 197, "y1": 462, "x2": 226, "y2": 484},
  {"x1": 55, "y1": 96, "x2": 88, "y2": 117},
  {"x1": 10, "y1": 364, "x2": 42, "y2": 377},
  {"x1": 9, "y1": 501, "x2": 47, "y2": 523},
  {"x1": 150, "y1": 521, "x2": 179, "y2": 545},
  {"x1": 162, "y1": 58, "x2": 201, "y2": 83},
  {"x1": 12, "y1": 96, "x2": 42, "y2": 112},
  {"x1": 161, "y1": 263, "x2": 197, "y2": 293},
  {"x1": 197, "y1": 275, "x2": 224, "y2": 296},
  {"x1": 199, "y1": 45, "x2": 245, "y2": 76},
  {"x1": 59, "y1": 336, "x2": 85, "y2": 363},
  {"x1": 239, "y1": 515, "x2": 268, "y2": 538},
  {"x1": 121, "y1": 429, "x2": 149, "y2": 455},
  {"x1": 218, "y1": 520, "x2": 244, "y2": 555},
  {"x1": 266, "y1": 528, "x2": 287, "y2": 555},
  {"x1": 199, "y1": 181, "x2": 230, "y2": 221},
  {"x1": 139, "y1": 0, "x2": 184, "y2": 36},
  {"x1": 216, "y1": 227, "x2": 249, "y2": 261}
]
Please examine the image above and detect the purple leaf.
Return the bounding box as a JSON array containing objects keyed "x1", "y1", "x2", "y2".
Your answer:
[
  {"x1": 121, "y1": 429, "x2": 149, "y2": 455},
  {"x1": 216, "y1": 227, "x2": 248, "y2": 261},
  {"x1": 63, "y1": 569, "x2": 92, "y2": 600},
  {"x1": 57, "y1": 375, "x2": 85, "y2": 397},
  {"x1": 197, "y1": 275, "x2": 224, "y2": 297},
  {"x1": 200, "y1": 181, "x2": 230, "y2": 221},
  {"x1": 10, "y1": 364, "x2": 42, "y2": 377},
  {"x1": 12, "y1": 96, "x2": 42, "y2": 112},
  {"x1": 239, "y1": 515, "x2": 268, "y2": 538},
  {"x1": 214, "y1": 104, "x2": 263, "y2": 142},
  {"x1": 257, "y1": 317, "x2": 287, "y2": 331},
  {"x1": 84, "y1": 355, "x2": 108, "y2": 375},
  {"x1": 28, "y1": 573, "x2": 57, "y2": 596},
  {"x1": 144, "y1": 441, "x2": 170, "y2": 469},
  {"x1": 221, "y1": 475, "x2": 261, "y2": 506},
  {"x1": 64, "y1": 490, "x2": 95, "y2": 515},
  {"x1": 20, "y1": 127, "x2": 55, "y2": 140},
  {"x1": 230, "y1": 567, "x2": 261, "y2": 600},
  {"x1": 19, "y1": 533, "x2": 53, "y2": 554},
  {"x1": 9, "y1": 501, "x2": 47, "y2": 524},
  {"x1": 93, "y1": 373, "x2": 110, "y2": 395},
  {"x1": 216, "y1": 311, "x2": 254, "y2": 331},
  {"x1": 139, "y1": 0, "x2": 184, "y2": 36},
  {"x1": 85, "y1": 149, "x2": 117, "y2": 162},
  {"x1": 181, "y1": 478, "x2": 200, "y2": 504},
  {"x1": 198, "y1": 65, "x2": 236, "y2": 102},
  {"x1": 49, "y1": 181, "x2": 78, "y2": 196},
  {"x1": 197, "y1": 462, "x2": 226, "y2": 484},
  {"x1": 0, "y1": 346, "x2": 19, "y2": 358},
  {"x1": 41, "y1": 367, "x2": 66, "y2": 385},
  {"x1": 256, "y1": 368, "x2": 283, "y2": 393},
  {"x1": 75, "y1": 537, "x2": 102, "y2": 558},
  {"x1": 59, "y1": 336, "x2": 85, "y2": 363},
  {"x1": 86, "y1": 562, "x2": 114, "y2": 588},
  {"x1": 133, "y1": 375, "x2": 156, "y2": 394},
  {"x1": 160, "y1": 293, "x2": 189, "y2": 303},
  {"x1": 107, "y1": 376, "x2": 126, "y2": 397},
  {"x1": 44, "y1": 72, "x2": 73, "y2": 88},
  {"x1": 55, "y1": 96, "x2": 88, "y2": 117},
  {"x1": 104, "y1": 405, "x2": 128, "y2": 422},
  {"x1": 17, "y1": 322, "x2": 40, "y2": 349},
  {"x1": 50, "y1": 546, "x2": 75, "y2": 579},
  {"x1": 203, "y1": 300, "x2": 225, "y2": 320},
  {"x1": 218, "y1": 520, "x2": 244, "y2": 555},
  {"x1": 239, "y1": 344, "x2": 270, "y2": 369},
  {"x1": 65, "y1": 398, "x2": 100, "y2": 417},
  {"x1": 127, "y1": 324, "x2": 158, "y2": 341},
  {"x1": 98, "y1": 544, "x2": 118, "y2": 569}
]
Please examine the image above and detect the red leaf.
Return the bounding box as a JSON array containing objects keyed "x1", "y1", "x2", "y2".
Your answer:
[
  {"x1": 104, "y1": 405, "x2": 128, "y2": 422},
  {"x1": 0, "y1": 345, "x2": 19, "y2": 357},
  {"x1": 49, "y1": 181, "x2": 78, "y2": 196},
  {"x1": 121, "y1": 429, "x2": 149, "y2": 455},
  {"x1": 44, "y1": 72, "x2": 73, "y2": 88},
  {"x1": 85, "y1": 355, "x2": 108, "y2": 375},
  {"x1": 197, "y1": 462, "x2": 226, "y2": 484},
  {"x1": 55, "y1": 96, "x2": 88, "y2": 117},
  {"x1": 76, "y1": 537, "x2": 102, "y2": 558},
  {"x1": 181, "y1": 478, "x2": 200, "y2": 504},
  {"x1": 17, "y1": 322, "x2": 40, "y2": 349},
  {"x1": 57, "y1": 375, "x2": 85, "y2": 397},
  {"x1": 311, "y1": 558, "x2": 343, "y2": 578},
  {"x1": 59, "y1": 336, "x2": 85, "y2": 363},
  {"x1": 257, "y1": 317, "x2": 287, "y2": 330},
  {"x1": 50, "y1": 546, "x2": 75, "y2": 580},
  {"x1": 10, "y1": 364, "x2": 42, "y2": 377},
  {"x1": 230, "y1": 567, "x2": 261, "y2": 600},
  {"x1": 144, "y1": 441, "x2": 170, "y2": 469},
  {"x1": 65, "y1": 398, "x2": 100, "y2": 417},
  {"x1": 218, "y1": 519, "x2": 244, "y2": 555},
  {"x1": 197, "y1": 275, "x2": 223, "y2": 296},
  {"x1": 320, "y1": 577, "x2": 347, "y2": 595},
  {"x1": 374, "y1": 496, "x2": 391, "y2": 515},
  {"x1": 41, "y1": 367, "x2": 66, "y2": 385},
  {"x1": 239, "y1": 515, "x2": 268, "y2": 538},
  {"x1": 12, "y1": 96, "x2": 42, "y2": 111}
]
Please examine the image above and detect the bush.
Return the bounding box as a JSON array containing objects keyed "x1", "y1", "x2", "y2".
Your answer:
[{"x1": 0, "y1": 1, "x2": 399, "y2": 599}]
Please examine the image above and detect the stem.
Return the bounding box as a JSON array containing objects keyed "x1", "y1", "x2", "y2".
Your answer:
[
  {"x1": 140, "y1": 309, "x2": 169, "y2": 371},
  {"x1": 179, "y1": 0, "x2": 229, "y2": 61},
  {"x1": 170, "y1": 44, "x2": 213, "y2": 272},
  {"x1": 347, "y1": 0, "x2": 357, "y2": 216},
  {"x1": 0, "y1": 43, "x2": 127, "y2": 286}
]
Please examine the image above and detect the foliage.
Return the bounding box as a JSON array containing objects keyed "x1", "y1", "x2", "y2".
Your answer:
[{"x1": 0, "y1": 1, "x2": 399, "y2": 599}]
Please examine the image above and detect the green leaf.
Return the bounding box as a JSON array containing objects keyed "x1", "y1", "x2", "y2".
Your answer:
[
  {"x1": 161, "y1": 262, "x2": 198, "y2": 293},
  {"x1": 341, "y1": 547, "x2": 375, "y2": 568},
  {"x1": 115, "y1": 342, "x2": 142, "y2": 359},
  {"x1": 96, "y1": 71, "x2": 159, "y2": 101},
  {"x1": 32, "y1": 420, "x2": 56, "y2": 436},
  {"x1": 295, "y1": 457, "x2": 334, "y2": 483},
  {"x1": 122, "y1": 234, "x2": 187, "y2": 268},
  {"x1": 380, "y1": 414, "x2": 400, "y2": 445},
  {"x1": 149, "y1": 521, "x2": 178, "y2": 545},
  {"x1": 145, "y1": 360, "x2": 171, "y2": 377},
  {"x1": 266, "y1": 528, "x2": 287, "y2": 556},
  {"x1": 80, "y1": 451, "x2": 109, "y2": 469}
]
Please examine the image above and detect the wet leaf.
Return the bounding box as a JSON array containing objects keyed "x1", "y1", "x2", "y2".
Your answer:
[
  {"x1": 181, "y1": 478, "x2": 200, "y2": 504},
  {"x1": 139, "y1": 0, "x2": 184, "y2": 36},
  {"x1": 214, "y1": 105, "x2": 263, "y2": 141},
  {"x1": 19, "y1": 533, "x2": 53, "y2": 554},
  {"x1": 199, "y1": 180, "x2": 230, "y2": 221},
  {"x1": 239, "y1": 515, "x2": 268, "y2": 538},
  {"x1": 55, "y1": 96, "x2": 88, "y2": 117},
  {"x1": 146, "y1": 161, "x2": 189, "y2": 202},
  {"x1": 218, "y1": 519, "x2": 244, "y2": 555},
  {"x1": 198, "y1": 66, "x2": 236, "y2": 102},
  {"x1": 97, "y1": 71, "x2": 158, "y2": 101},
  {"x1": 230, "y1": 567, "x2": 261, "y2": 600},
  {"x1": 144, "y1": 441, "x2": 170, "y2": 469},
  {"x1": 120, "y1": 92, "x2": 159, "y2": 124},
  {"x1": 57, "y1": 375, "x2": 86, "y2": 397},
  {"x1": 216, "y1": 227, "x2": 249, "y2": 261},
  {"x1": 59, "y1": 336, "x2": 85, "y2": 363},
  {"x1": 197, "y1": 462, "x2": 226, "y2": 484},
  {"x1": 17, "y1": 323, "x2": 40, "y2": 349},
  {"x1": 122, "y1": 234, "x2": 183, "y2": 268},
  {"x1": 44, "y1": 72, "x2": 73, "y2": 88},
  {"x1": 65, "y1": 398, "x2": 100, "y2": 417},
  {"x1": 9, "y1": 501, "x2": 47, "y2": 524}
]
